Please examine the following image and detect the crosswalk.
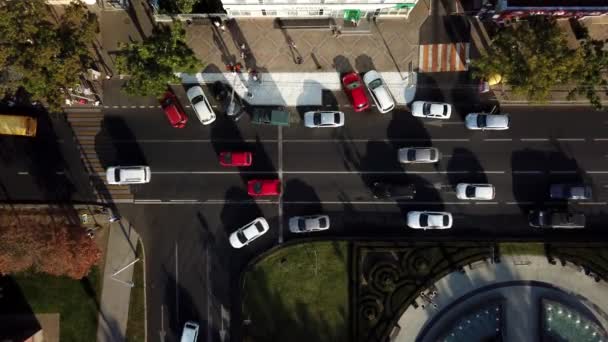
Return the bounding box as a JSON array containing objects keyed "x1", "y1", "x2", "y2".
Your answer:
[
  {"x1": 67, "y1": 110, "x2": 134, "y2": 203},
  {"x1": 418, "y1": 42, "x2": 470, "y2": 73}
]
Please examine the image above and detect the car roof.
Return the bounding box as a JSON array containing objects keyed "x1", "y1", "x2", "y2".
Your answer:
[
  {"x1": 371, "y1": 85, "x2": 394, "y2": 111},
  {"x1": 474, "y1": 185, "x2": 494, "y2": 197},
  {"x1": 485, "y1": 114, "x2": 509, "y2": 127},
  {"x1": 426, "y1": 213, "x2": 447, "y2": 226},
  {"x1": 120, "y1": 167, "x2": 147, "y2": 180}
]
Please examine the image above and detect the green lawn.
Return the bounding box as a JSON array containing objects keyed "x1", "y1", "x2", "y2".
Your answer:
[
  {"x1": 14, "y1": 267, "x2": 101, "y2": 342},
  {"x1": 242, "y1": 241, "x2": 349, "y2": 342},
  {"x1": 126, "y1": 241, "x2": 146, "y2": 342},
  {"x1": 500, "y1": 242, "x2": 546, "y2": 256}
]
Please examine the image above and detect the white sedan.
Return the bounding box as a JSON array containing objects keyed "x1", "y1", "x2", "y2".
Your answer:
[
  {"x1": 229, "y1": 217, "x2": 270, "y2": 249},
  {"x1": 411, "y1": 101, "x2": 452, "y2": 119},
  {"x1": 456, "y1": 183, "x2": 495, "y2": 200},
  {"x1": 289, "y1": 215, "x2": 330, "y2": 233},
  {"x1": 407, "y1": 211, "x2": 453, "y2": 229},
  {"x1": 303, "y1": 111, "x2": 345, "y2": 128},
  {"x1": 186, "y1": 85, "x2": 216, "y2": 125},
  {"x1": 465, "y1": 113, "x2": 510, "y2": 130},
  {"x1": 398, "y1": 147, "x2": 440, "y2": 163},
  {"x1": 363, "y1": 70, "x2": 395, "y2": 113}
]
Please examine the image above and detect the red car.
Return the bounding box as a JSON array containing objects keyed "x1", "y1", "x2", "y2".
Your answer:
[
  {"x1": 219, "y1": 151, "x2": 252, "y2": 167},
  {"x1": 160, "y1": 91, "x2": 188, "y2": 128},
  {"x1": 342, "y1": 72, "x2": 370, "y2": 112},
  {"x1": 248, "y1": 179, "x2": 281, "y2": 196}
]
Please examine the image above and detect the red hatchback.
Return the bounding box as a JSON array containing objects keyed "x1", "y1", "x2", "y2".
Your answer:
[
  {"x1": 219, "y1": 151, "x2": 252, "y2": 167},
  {"x1": 248, "y1": 179, "x2": 281, "y2": 196},
  {"x1": 160, "y1": 91, "x2": 188, "y2": 128},
  {"x1": 342, "y1": 72, "x2": 370, "y2": 112}
]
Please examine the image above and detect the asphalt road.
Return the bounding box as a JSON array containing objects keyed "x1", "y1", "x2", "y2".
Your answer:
[{"x1": 108, "y1": 92, "x2": 608, "y2": 342}]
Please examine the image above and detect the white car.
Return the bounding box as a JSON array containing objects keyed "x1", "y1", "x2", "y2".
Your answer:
[
  {"x1": 289, "y1": 215, "x2": 330, "y2": 233},
  {"x1": 398, "y1": 147, "x2": 440, "y2": 163},
  {"x1": 303, "y1": 111, "x2": 345, "y2": 128},
  {"x1": 407, "y1": 211, "x2": 453, "y2": 229},
  {"x1": 106, "y1": 166, "x2": 151, "y2": 185},
  {"x1": 186, "y1": 86, "x2": 216, "y2": 125},
  {"x1": 229, "y1": 217, "x2": 270, "y2": 249},
  {"x1": 180, "y1": 321, "x2": 199, "y2": 342},
  {"x1": 363, "y1": 70, "x2": 395, "y2": 113},
  {"x1": 465, "y1": 113, "x2": 510, "y2": 130},
  {"x1": 411, "y1": 101, "x2": 452, "y2": 119},
  {"x1": 456, "y1": 183, "x2": 495, "y2": 200}
]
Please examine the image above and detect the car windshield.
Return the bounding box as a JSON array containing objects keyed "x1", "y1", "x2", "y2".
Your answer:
[
  {"x1": 191, "y1": 94, "x2": 205, "y2": 105},
  {"x1": 420, "y1": 214, "x2": 429, "y2": 227},
  {"x1": 223, "y1": 152, "x2": 232, "y2": 164},
  {"x1": 162, "y1": 97, "x2": 173, "y2": 107},
  {"x1": 443, "y1": 216, "x2": 449, "y2": 226},
  {"x1": 369, "y1": 79, "x2": 383, "y2": 89},
  {"x1": 298, "y1": 219, "x2": 306, "y2": 231},
  {"x1": 313, "y1": 113, "x2": 321, "y2": 125},
  {"x1": 407, "y1": 149, "x2": 417, "y2": 161},
  {"x1": 465, "y1": 186, "x2": 476, "y2": 198},
  {"x1": 236, "y1": 230, "x2": 248, "y2": 244},
  {"x1": 347, "y1": 81, "x2": 360, "y2": 89},
  {"x1": 423, "y1": 103, "x2": 431, "y2": 115},
  {"x1": 254, "y1": 181, "x2": 262, "y2": 193},
  {"x1": 115, "y1": 169, "x2": 121, "y2": 181},
  {"x1": 318, "y1": 217, "x2": 327, "y2": 228},
  {"x1": 442, "y1": 106, "x2": 448, "y2": 115},
  {"x1": 254, "y1": 221, "x2": 265, "y2": 232},
  {"x1": 334, "y1": 113, "x2": 340, "y2": 123},
  {"x1": 429, "y1": 149, "x2": 436, "y2": 160},
  {"x1": 476, "y1": 115, "x2": 487, "y2": 127}
]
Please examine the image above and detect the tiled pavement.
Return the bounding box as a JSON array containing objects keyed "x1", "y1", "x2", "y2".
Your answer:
[{"x1": 185, "y1": 4, "x2": 429, "y2": 73}]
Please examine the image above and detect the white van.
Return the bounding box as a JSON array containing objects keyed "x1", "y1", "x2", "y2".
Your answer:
[
  {"x1": 180, "y1": 321, "x2": 199, "y2": 342},
  {"x1": 106, "y1": 166, "x2": 151, "y2": 185}
]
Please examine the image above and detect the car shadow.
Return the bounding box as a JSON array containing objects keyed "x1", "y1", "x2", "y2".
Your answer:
[{"x1": 445, "y1": 147, "x2": 488, "y2": 189}]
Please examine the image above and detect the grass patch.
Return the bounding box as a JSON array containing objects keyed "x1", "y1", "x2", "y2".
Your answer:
[
  {"x1": 14, "y1": 266, "x2": 101, "y2": 342},
  {"x1": 242, "y1": 241, "x2": 349, "y2": 342},
  {"x1": 500, "y1": 242, "x2": 545, "y2": 256},
  {"x1": 126, "y1": 241, "x2": 145, "y2": 342}
]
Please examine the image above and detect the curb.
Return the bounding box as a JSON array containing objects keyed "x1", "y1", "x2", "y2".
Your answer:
[{"x1": 138, "y1": 236, "x2": 149, "y2": 342}]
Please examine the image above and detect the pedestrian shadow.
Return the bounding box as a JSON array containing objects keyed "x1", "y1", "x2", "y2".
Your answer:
[
  {"x1": 226, "y1": 20, "x2": 258, "y2": 70},
  {"x1": 332, "y1": 55, "x2": 354, "y2": 74}
]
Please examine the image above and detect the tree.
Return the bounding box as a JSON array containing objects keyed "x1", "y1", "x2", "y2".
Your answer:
[
  {"x1": 0, "y1": 0, "x2": 98, "y2": 112},
  {"x1": 115, "y1": 21, "x2": 203, "y2": 97},
  {"x1": 472, "y1": 16, "x2": 584, "y2": 103},
  {"x1": 568, "y1": 39, "x2": 608, "y2": 110},
  {"x1": 0, "y1": 220, "x2": 101, "y2": 279},
  {"x1": 176, "y1": 0, "x2": 197, "y2": 13}
]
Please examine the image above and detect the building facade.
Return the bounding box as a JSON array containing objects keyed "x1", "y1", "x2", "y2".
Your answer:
[
  {"x1": 478, "y1": 0, "x2": 608, "y2": 22},
  {"x1": 221, "y1": 0, "x2": 418, "y2": 18}
]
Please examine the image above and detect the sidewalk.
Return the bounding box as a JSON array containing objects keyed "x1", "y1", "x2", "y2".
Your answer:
[
  {"x1": 394, "y1": 254, "x2": 608, "y2": 341},
  {"x1": 96, "y1": 218, "x2": 141, "y2": 342}
]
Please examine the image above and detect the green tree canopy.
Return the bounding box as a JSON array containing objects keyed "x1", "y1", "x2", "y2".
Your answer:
[
  {"x1": 115, "y1": 21, "x2": 202, "y2": 97},
  {"x1": 472, "y1": 16, "x2": 608, "y2": 109},
  {"x1": 0, "y1": 0, "x2": 98, "y2": 112}
]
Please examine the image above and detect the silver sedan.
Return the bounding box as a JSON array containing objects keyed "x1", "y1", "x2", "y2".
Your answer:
[
  {"x1": 289, "y1": 215, "x2": 330, "y2": 233},
  {"x1": 303, "y1": 111, "x2": 345, "y2": 128}
]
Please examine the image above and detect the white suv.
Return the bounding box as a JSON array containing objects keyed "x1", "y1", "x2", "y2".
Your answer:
[
  {"x1": 187, "y1": 85, "x2": 216, "y2": 125},
  {"x1": 106, "y1": 166, "x2": 151, "y2": 185},
  {"x1": 363, "y1": 70, "x2": 395, "y2": 113}
]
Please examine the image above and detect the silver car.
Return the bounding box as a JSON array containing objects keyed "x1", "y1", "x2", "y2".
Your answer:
[
  {"x1": 288, "y1": 215, "x2": 330, "y2": 233},
  {"x1": 465, "y1": 113, "x2": 510, "y2": 130},
  {"x1": 398, "y1": 147, "x2": 440, "y2": 163},
  {"x1": 187, "y1": 85, "x2": 216, "y2": 125},
  {"x1": 411, "y1": 101, "x2": 452, "y2": 119},
  {"x1": 106, "y1": 166, "x2": 151, "y2": 185},
  {"x1": 303, "y1": 111, "x2": 345, "y2": 128},
  {"x1": 363, "y1": 70, "x2": 395, "y2": 114},
  {"x1": 456, "y1": 183, "x2": 495, "y2": 200},
  {"x1": 407, "y1": 211, "x2": 453, "y2": 229}
]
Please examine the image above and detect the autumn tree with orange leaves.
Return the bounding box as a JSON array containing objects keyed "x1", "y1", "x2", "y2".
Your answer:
[{"x1": 0, "y1": 219, "x2": 101, "y2": 279}]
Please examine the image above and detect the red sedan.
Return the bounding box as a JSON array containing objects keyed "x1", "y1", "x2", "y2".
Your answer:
[
  {"x1": 160, "y1": 91, "x2": 188, "y2": 128},
  {"x1": 219, "y1": 151, "x2": 252, "y2": 167},
  {"x1": 342, "y1": 72, "x2": 370, "y2": 112},
  {"x1": 248, "y1": 179, "x2": 281, "y2": 196}
]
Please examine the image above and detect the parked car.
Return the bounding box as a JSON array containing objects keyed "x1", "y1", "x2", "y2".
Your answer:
[
  {"x1": 529, "y1": 210, "x2": 585, "y2": 229},
  {"x1": 304, "y1": 111, "x2": 345, "y2": 128},
  {"x1": 106, "y1": 166, "x2": 151, "y2": 185},
  {"x1": 398, "y1": 147, "x2": 440, "y2": 163},
  {"x1": 186, "y1": 85, "x2": 216, "y2": 125},
  {"x1": 212, "y1": 81, "x2": 245, "y2": 121},
  {"x1": 288, "y1": 215, "x2": 330, "y2": 233},
  {"x1": 549, "y1": 184, "x2": 593, "y2": 200},
  {"x1": 229, "y1": 217, "x2": 270, "y2": 248},
  {"x1": 251, "y1": 108, "x2": 290, "y2": 126},
  {"x1": 219, "y1": 151, "x2": 252, "y2": 167},
  {"x1": 160, "y1": 91, "x2": 188, "y2": 128},
  {"x1": 248, "y1": 179, "x2": 281, "y2": 196},
  {"x1": 372, "y1": 182, "x2": 416, "y2": 200},
  {"x1": 180, "y1": 321, "x2": 199, "y2": 342},
  {"x1": 465, "y1": 113, "x2": 510, "y2": 130},
  {"x1": 363, "y1": 70, "x2": 395, "y2": 113},
  {"x1": 407, "y1": 211, "x2": 453, "y2": 229},
  {"x1": 342, "y1": 72, "x2": 370, "y2": 112},
  {"x1": 456, "y1": 183, "x2": 495, "y2": 200},
  {"x1": 411, "y1": 101, "x2": 452, "y2": 119}
]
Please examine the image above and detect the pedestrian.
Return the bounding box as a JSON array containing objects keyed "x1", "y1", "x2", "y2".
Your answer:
[
  {"x1": 220, "y1": 23, "x2": 226, "y2": 32},
  {"x1": 351, "y1": 19, "x2": 357, "y2": 26},
  {"x1": 289, "y1": 40, "x2": 296, "y2": 49},
  {"x1": 296, "y1": 56, "x2": 303, "y2": 65},
  {"x1": 213, "y1": 20, "x2": 221, "y2": 29}
]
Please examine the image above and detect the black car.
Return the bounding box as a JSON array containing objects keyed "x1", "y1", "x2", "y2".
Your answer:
[
  {"x1": 212, "y1": 81, "x2": 246, "y2": 121},
  {"x1": 528, "y1": 210, "x2": 585, "y2": 229},
  {"x1": 549, "y1": 184, "x2": 592, "y2": 200},
  {"x1": 372, "y1": 182, "x2": 416, "y2": 200}
]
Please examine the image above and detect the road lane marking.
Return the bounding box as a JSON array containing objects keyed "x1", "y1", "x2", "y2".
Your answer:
[
  {"x1": 549, "y1": 170, "x2": 578, "y2": 174},
  {"x1": 169, "y1": 199, "x2": 198, "y2": 202},
  {"x1": 483, "y1": 138, "x2": 512, "y2": 142},
  {"x1": 512, "y1": 170, "x2": 544, "y2": 174},
  {"x1": 520, "y1": 138, "x2": 549, "y2": 142},
  {"x1": 506, "y1": 201, "x2": 533, "y2": 205},
  {"x1": 593, "y1": 138, "x2": 608, "y2": 141},
  {"x1": 579, "y1": 202, "x2": 607, "y2": 205},
  {"x1": 17, "y1": 171, "x2": 29, "y2": 175},
  {"x1": 175, "y1": 241, "x2": 179, "y2": 324},
  {"x1": 475, "y1": 202, "x2": 498, "y2": 205},
  {"x1": 479, "y1": 171, "x2": 505, "y2": 174},
  {"x1": 556, "y1": 138, "x2": 585, "y2": 141},
  {"x1": 588, "y1": 171, "x2": 608, "y2": 174}
]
